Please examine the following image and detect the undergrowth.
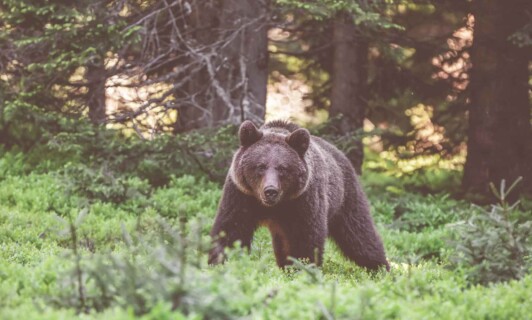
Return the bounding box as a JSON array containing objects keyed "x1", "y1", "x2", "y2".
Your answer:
[
  {"x1": 452, "y1": 178, "x2": 532, "y2": 284},
  {"x1": 0, "y1": 129, "x2": 531, "y2": 319}
]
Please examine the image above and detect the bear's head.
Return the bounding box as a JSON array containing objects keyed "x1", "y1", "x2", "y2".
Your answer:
[{"x1": 230, "y1": 120, "x2": 311, "y2": 207}]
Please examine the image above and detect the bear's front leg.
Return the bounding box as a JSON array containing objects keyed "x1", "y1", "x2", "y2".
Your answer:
[
  {"x1": 271, "y1": 209, "x2": 327, "y2": 268},
  {"x1": 286, "y1": 229, "x2": 326, "y2": 267},
  {"x1": 271, "y1": 232, "x2": 326, "y2": 268},
  {"x1": 208, "y1": 178, "x2": 258, "y2": 265}
]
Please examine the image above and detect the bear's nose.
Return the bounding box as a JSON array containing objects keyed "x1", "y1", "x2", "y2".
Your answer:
[{"x1": 264, "y1": 187, "x2": 279, "y2": 199}]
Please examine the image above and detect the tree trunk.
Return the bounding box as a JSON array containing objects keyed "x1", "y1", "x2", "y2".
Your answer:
[
  {"x1": 462, "y1": 0, "x2": 532, "y2": 198},
  {"x1": 174, "y1": 0, "x2": 218, "y2": 133},
  {"x1": 86, "y1": 60, "x2": 107, "y2": 125},
  {"x1": 214, "y1": 0, "x2": 269, "y2": 126},
  {"x1": 329, "y1": 13, "x2": 368, "y2": 174}
]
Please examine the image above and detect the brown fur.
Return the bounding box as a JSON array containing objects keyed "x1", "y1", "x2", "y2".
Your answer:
[
  {"x1": 209, "y1": 120, "x2": 389, "y2": 271},
  {"x1": 260, "y1": 219, "x2": 291, "y2": 265}
]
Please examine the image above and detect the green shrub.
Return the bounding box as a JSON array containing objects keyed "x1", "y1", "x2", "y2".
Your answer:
[
  {"x1": 384, "y1": 228, "x2": 452, "y2": 263},
  {"x1": 370, "y1": 192, "x2": 465, "y2": 232},
  {"x1": 50, "y1": 213, "x2": 241, "y2": 318},
  {"x1": 1, "y1": 168, "x2": 532, "y2": 319},
  {"x1": 59, "y1": 163, "x2": 152, "y2": 205},
  {"x1": 362, "y1": 148, "x2": 462, "y2": 195},
  {"x1": 453, "y1": 178, "x2": 532, "y2": 284},
  {"x1": 390, "y1": 193, "x2": 465, "y2": 232},
  {"x1": 0, "y1": 148, "x2": 26, "y2": 178},
  {"x1": 150, "y1": 175, "x2": 220, "y2": 221},
  {"x1": 2, "y1": 125, "x2": 532, "y2": 319},
  {"x1": 0, "y1": 173, "x2": 76, "y2": 213},
  {"x1": 46, "y1": 123, "x2": 238, "y2": 186},
  {"x1": 2, "y1": 118, "x2": 238, "y2": 190},
  {"x1": 8, "y1": 122, "x2": 238, "y2": 204}
]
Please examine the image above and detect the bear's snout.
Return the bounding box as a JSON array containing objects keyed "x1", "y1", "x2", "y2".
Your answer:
[
  {"x1": 264, "y1": 187, "x2": 279, "y2": 199},
  {"x1": 262, "y1": 185, "x2": 281, "y2": 206},
  {"x1": 261, "y1": 169, "x2": 282, "y2": 206}
]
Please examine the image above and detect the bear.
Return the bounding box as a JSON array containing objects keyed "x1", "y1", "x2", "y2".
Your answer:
[{"x1": 208, "y1": 120, "x2": 389, "y2": 271}]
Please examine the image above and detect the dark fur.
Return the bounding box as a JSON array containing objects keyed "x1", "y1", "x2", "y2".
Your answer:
[
  {"x1": 261, "y1": 119, "x2": 300, "y2": 132},
  {"x1": 209, "y1": 120, "x2": 389, "y2": 271}
]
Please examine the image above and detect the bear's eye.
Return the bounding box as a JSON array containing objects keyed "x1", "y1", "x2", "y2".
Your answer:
[
  {"x1": 276, "y1": 165, "x2": 288, "y2": 172},
  {"x1": 256, "y1": 164, "x2": 267, "y2": 172}
]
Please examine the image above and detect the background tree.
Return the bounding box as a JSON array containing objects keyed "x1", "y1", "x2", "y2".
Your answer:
[
  {"x1": 462, "y1": 0, "x2": 532, "y2": 197},
  {"x1": 111, "y1": 0, "x2": 270, "y2": 133},
  {"x1": 329, "y1": 11, "x2": 368, "y2": 174},
  {"x1": 0, "y1": 0, "x2": 133, "y2": 143},
  {"x1": 271, "y1": 1, "x2": 400, "y2": 171},
  {"x1": 1, "y1": 0, "x2": 531, "y2": 198},
  {"x1": 0, "y1": 0, "x2": 271, "y2": 139},
  {"x1": 214, "y1": 0, "x2": 269, "y2": 125}
]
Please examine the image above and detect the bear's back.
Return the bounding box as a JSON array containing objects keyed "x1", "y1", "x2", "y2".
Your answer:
[{"x1": 304, "y1": 135, "x2": 360, "y2": 218}]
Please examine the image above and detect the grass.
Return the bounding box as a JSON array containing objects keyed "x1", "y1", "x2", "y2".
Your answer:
[{"x1": 0, "y1": 159, "x2": 531, "y2": 319}]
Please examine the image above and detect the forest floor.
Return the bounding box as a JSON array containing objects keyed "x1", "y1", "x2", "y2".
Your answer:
[{"x1": 0, "y1": 151, "x2": 531, "y2": 319}]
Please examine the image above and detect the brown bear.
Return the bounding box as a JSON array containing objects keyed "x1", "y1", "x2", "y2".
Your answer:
[{"x1": 208, "y1": 120, "x2": 389, "y2": 271}]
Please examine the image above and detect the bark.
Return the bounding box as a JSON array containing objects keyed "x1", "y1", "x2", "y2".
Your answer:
[
  {"x1": 86, "y1": 59, "x2": 107, "y2": 125},
  {"x1": 174, "y1": 0, "x2": 218, "y2": 133},
  {"x1": 329, "y1": 13, "x2": 368, "y2": 174},
  {"x1": 462, "y1": 0, "x2": 532, "y2": 197},
  {"x1": 214, "y1": 0, "x2": 269, "y2": 126}
]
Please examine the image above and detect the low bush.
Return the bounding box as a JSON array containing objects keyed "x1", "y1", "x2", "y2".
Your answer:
[
  {"x1": 1, "y1": 167, "x2": 531, "y2": 319},
  {"x1": 50, "y1": 212, "x2": 236, "y2": 318},
  {"x1": 1, "y1": 123, "x2": 531, "y2": 319},
  {"x1": 452, "y1": 178, "x2": 532, "y2": 285}
]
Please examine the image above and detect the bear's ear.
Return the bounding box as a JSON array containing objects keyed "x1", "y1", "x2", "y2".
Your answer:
[
  {"x1": 239, "y1": 120, "x2": 263, "y2": 147},
  {"x1": 286, "y1": 128, "x2": 310, "y2": 156}
]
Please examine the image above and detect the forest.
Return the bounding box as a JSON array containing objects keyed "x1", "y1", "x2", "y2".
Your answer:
[{"x1": 0, "y1": 0, "x2": 531, "y2": 319}]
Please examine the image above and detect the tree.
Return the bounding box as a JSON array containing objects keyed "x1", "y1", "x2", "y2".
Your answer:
[
  {"x1": 270, "y1": 1, "x2": 401, "y2": 172},
  {"x1": 213, "y1": 0, "x2": 269, "y2": 125},
  {"x1": 0, "y1": 0, "x2": 271, "y2": 139},
  {"x1": 0, "y1": 0, "x2": 132, "y2": 140},
  {"x1": 86, "y1": 56, "x2": 107, "y2": 125},
  {"x1": 462, "y1": 0, "x2": 532, "y2": 197},
  {"x1": 110, "y1": 0, "x2": 270, "y2": 132},
  {"x1": 329, "y1": 12, "x2": 368, "y2": 174},
  {"x1": 173, "y1": 1, "x2": 220, "y2": 133}
]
